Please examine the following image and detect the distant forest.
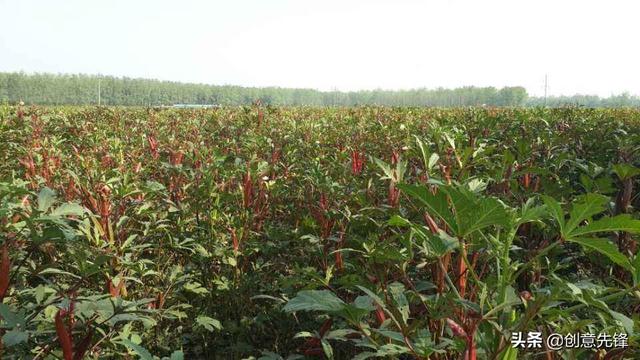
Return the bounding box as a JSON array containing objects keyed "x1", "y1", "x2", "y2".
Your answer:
[{"x1": 1, "y1": 72, "x2": 639, "y2": 107}]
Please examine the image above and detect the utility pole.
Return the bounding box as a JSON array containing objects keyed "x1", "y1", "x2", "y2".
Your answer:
[
  {"x1": 543, "y1": 74, "x2": 548, "y2": 106},
  {"x1": 98, "y1": 77, "x2": 101, "y2": 106}
]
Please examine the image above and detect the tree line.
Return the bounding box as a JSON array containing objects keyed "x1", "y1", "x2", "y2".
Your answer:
[{"x1": 1, "y1": 71, "x2": 639, "y2": 107}]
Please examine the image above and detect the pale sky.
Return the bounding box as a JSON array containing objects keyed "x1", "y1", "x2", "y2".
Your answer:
[{"x1": 1, "y1": 0, "x2": 639, "y2": 97}]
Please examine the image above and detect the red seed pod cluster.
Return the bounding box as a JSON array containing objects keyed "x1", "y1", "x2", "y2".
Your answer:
[
  {"x1": 242, "y1": 170, "x2": 254, "y2": 210},
  {"x1": 310, "y1": 193, "x2": 334, "y2": 239},
  {"x1": 147, "y1": 135, "x2": 159, "y2": 159},
  {"x1": 0, "y1": 244, "x2": 10, "y2": 301},
  {"x1": 55, "y1": 298, "x2": 94, "y2": 360},
  {"x1": 350, "y1": 149, "x2": 365, "y2": 175}
]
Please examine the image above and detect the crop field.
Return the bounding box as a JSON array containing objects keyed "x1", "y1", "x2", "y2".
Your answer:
[{"x1": 1, "y1": 105, "x2": 640, "y2": 359}]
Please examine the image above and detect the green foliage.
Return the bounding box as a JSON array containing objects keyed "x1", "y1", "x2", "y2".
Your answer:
[{"x1": 1, "y1": 105, "x2": 639, "y2": 359}]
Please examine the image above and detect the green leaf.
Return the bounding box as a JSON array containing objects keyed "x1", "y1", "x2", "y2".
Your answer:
[
  {"x1": 196, "y1": 316, "x2": 222, "y2": 332},
  {"x1": 445, "y1": 186, "x2": 510, "y2": 237},
  {"x1": 444, "y1": 133, "x2": 456, "y2": 150},
  {"x1": 352, "y1": 352, "x2": 377, "y2": 360},
  {"x1": 324, "y1": 329, "x2": 361, "y2": 340},
  {"x1": 337, "y1": 304, "x2": 372, "y2": 323},
  {"x1": 402, "y1": 184, "x2": 510, "y2": 238},
  {"x1": 293, "y1": 331, "x2": 314, "y2": 339},
  {"x1": 2, "y1": 330, "x2": 28, "y2": 347},
  {"x1": 414, "y1": 136, "x2": 437, "y2": 172},
  {"x1": 35, "y1": 285, "x2": 46, "y2": 304},
  {"x1": 569, "y1": 214, "x2": 640, "y2": 238},
  {"x1": 565, "y1": 193, "x2": 609, "y2": 234},
  {"x1": 428, "y1": 153, "x2": 440, "y2": 171},
  {"x1": 375, "y1": 343, "x2": 411, "y2": 357},
  {"x1": 498, "y1": 346, "x2": 518, "y2": 360},
  {"x1": 425, "y1": 230, "x2": 459, "y2": 257},
  {"x1": 355, "y1": 286, "x2": 385, "y2": 308},
  {"x1": 183, "y1": 282, "x2": 209, "y2": 294},
  {"x1": 388, "y1": 282, "x2": 409, "y2": 323},
  {"x1": 353, "y1": 295, "x2": 376, "y2": 311},
  {"x1": 566, "y1": 282, "x2": 582, "y2": 296},
  {"x1": 372, "y1": 328, "x2": 405, "y2": 342},
  {"x1": 388, "y1": 215, "x2": 411, "y2": 227},
  {"x1": 37, "y1": 187, "x2": 56, "y2": 212},
  {"x1": 109, "y1": 313, "x2": 149, "y2": 326},
  {"x1": 283, "y1": 290, "x2": 346, "y2": 313},
  {"x1": 609, "y1": 310, "x2": 634, "y2": 335},
  {"x1": 170, "y1": 350, "x2": 184, "y2": 360},
  {"x1": 50, "y1": 203, "x2": 85, "y2": 216},
  {"x1": 542, "y1": 195, "x2": 565, "y2": 235},
  {"x1": 321, "y1": 338, "x2": 334, "y2": 360},
  {"x1": 567, "y1": 237, "x2": 633, "y2": 272},
  {"x1": 412, "y1": 329, "x2": 439, "y2": 357},
  {"x1": 517, "y1": 199, "x2": 547, "y2": 225},
  {"x1": 373, "y1": 157, "x2": 394, "y2": 180},
  {"x1": 121, "y1": 339, "x2": 154, "y2": 360},
  {"x1": 612, "y1": 164, "x2": 640, "y2": 180},
  {"x1": 632, "y1": 252, "x2": 640, "y2": 286},
  {"x1": 467, "y1": 178, "x2": 487, "y2": 193},
  {"x1": 37, "y1": 268, "x2": 82, "y2": 279},
  {"x1": 398, "y1": 184, "x2": 456, "y2": 233},
  {"x1": 0, "y1": 304, "x2": 26, "y2": 328}
]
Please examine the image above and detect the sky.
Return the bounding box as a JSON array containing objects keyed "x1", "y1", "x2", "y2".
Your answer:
[{"x1": 1, "y1": 0, "x2": 639, "y2": 97}]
